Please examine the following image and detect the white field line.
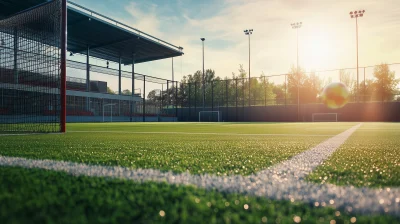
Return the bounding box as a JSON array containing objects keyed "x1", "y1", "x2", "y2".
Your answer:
[
  {"x1": 68, "y1": 131, "x2": 335, "y2": 137},
  {"x1": 0, "y1": 133, "x2": 63, "y2": 136},
  {"x1": 258, "y1": 123, "x2": 362, "y2": 179},
  {"x1": 1, "y1": 123, "x2": 399, "y2": 217}
]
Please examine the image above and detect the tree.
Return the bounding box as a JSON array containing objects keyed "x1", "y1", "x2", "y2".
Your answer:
[
  {"x1": 147, "y1": 90, "x2": 161, "y2": 103},
  {"x1": 122, "y1": 89, "x2": 132, "y2": 95},
  {"x1": 339, "y1": 69, "x2": 356, "y2": 101},
  {"x1": 373, "y1": 63, "x2": 399, "y2": 101},
  {"x1": 287, "y1": 66, "x2": 322, "y2": 104},
  {"x1": 107, "y1": 87, "x2": 115, "y2": 94}
]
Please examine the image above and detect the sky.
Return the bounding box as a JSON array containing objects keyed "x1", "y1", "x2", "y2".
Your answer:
[{"x1": 67, "y1": 0, "x2": 400, "y2": 94}]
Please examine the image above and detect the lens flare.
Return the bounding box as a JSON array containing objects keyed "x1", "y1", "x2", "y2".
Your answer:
[{"x1": 320, "y1": 82, "x2": 350, "y2": 109}]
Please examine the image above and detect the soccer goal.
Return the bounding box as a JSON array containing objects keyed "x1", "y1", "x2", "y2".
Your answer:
[
  {"x1": 199, "y1": 111, "x2": 220, "y2": 122},
  {"x1": 312, "y1": 113, "x2": 338, "y2": 122},
  {"x1": 0, "y1": 0, "x2": 67, "y2": 133}
]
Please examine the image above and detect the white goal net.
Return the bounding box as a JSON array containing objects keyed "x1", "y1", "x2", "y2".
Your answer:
[
  {"x1": 312, "y1": 113, "x2": 338, "y2": 122},
  {"x1": 199, "y1": 111, "x2": 220, "y2": 122}
]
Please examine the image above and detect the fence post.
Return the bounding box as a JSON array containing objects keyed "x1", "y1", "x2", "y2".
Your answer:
[
  {"x1": 225, "y1": 80, "x2": 228, "y2": 121},
  {"x1": 242, "y1": 79, "x2": 245, "y2": 121},
  {"x1": 194, "y1": 82, "x2": 197, "y2": 119},
  {"x1": 285, "y1": 74, "x2": 287, "y2": 106},
  {"x1": 211, "y1": 80, "x2": 214, "y2": 111},
  {"x1": 143, "y1": 75, "x2": 145, "y2": 122},
  {"x1": 188, "y1": 83, "x2": 191, "y2": 119},
  {"x1": 235, "y1": 79, "x2": 238, "y2": 121},
  {"x1": 364, "y1": 67, "x2": 366, "y2": 102},
  {"x1": 264, "y1": 76, "x2": 266, "y2": 106},
  {"x1": 175, "y1": 81, "x2": 178, "y2": 119},
  {"x1": 167, "y1": 80, "x2": 169, "y2": 115}
]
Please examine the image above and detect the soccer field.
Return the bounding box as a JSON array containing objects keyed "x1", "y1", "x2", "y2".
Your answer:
[{"x1": 0, "y1": 122, "x2": 399, "y2": 223}]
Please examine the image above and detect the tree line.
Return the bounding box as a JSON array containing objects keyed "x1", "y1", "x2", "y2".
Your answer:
[{"x1": 122, "y1": 63, "x2": 400, "y2": 106}]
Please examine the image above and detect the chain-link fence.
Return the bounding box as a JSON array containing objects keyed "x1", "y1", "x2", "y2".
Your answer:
[{"x1": 175, "y1": 63, "x2": 400, "y2": 121}]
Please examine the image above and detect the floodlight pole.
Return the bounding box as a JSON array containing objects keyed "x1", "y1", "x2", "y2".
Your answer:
[
  {"x1": 201, "y1": 38, "x2": 205, "y2": 111},
  {"x1": 291, "y1": 22, "x2": 302, "y2": 121},
  {"x1": 244, "y1": 29, "x2": 253, "y2": 107},
  {"x1": 350, "y1": 10, "x2": 365, "y2": 102}
]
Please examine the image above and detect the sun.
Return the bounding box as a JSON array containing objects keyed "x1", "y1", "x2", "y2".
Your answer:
[{"x1": 302, "y1": 32, "x2": 337, "y2": 70}]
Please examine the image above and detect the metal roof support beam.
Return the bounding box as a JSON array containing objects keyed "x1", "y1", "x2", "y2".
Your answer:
[
  {"x1": 86, "y1": 45, "x2": 90, "y2": 110},
  {"x1": 118, "y1": 56, "x2": 121, "y2": 95},
  {"x1": 172, "y1": 58, "x2": 174, "y2": 88},
  {"x1": 130, "y1": 55, "x2": 135, "y2": 122}
]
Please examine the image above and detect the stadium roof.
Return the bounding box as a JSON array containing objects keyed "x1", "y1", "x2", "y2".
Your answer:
[{"x1": 0, "y1": 0, "x2": 184, "y2": 65}]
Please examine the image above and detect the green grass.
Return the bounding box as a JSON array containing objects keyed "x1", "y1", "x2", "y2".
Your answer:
[
  {"x1": 307, "y1": 123, "x2": 400, "y2": 187},
  {"x1": 0, "y1": 123, "x2": 354, "y2": 176},
  {"x1": 67, "y1": 122, "x2": 357, "y2": 135},
  {"x1": 1, "y1": 167, "x2": 397, "y2": 224}
]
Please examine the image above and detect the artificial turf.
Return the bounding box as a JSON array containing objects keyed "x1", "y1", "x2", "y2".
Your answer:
[
  {"x1": 0, "y1": 123, "x2": 347, "y2": 176},
  {"x1": 0, "y1": 166, "x2": 397, "y2": 224},
  {"x1": 67, "y1": 122, "x2": 357, "y2": 135},
  {"x1": 307, "y1": 123, "x2": 400, "y2": 187}
]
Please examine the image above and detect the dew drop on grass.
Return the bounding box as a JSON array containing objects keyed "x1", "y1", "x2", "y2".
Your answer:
[
  {"x1": 261, "y1": 217, "x2": 267, "y2": 223},
  {"x1": 293, "y1": 216, "x2": 301, "y2": 223}
]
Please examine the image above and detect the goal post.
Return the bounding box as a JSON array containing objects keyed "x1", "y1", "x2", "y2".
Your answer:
[
  {"x1": 0, "y1": 0, "x2": 66, "y2": 133},
  {"x1": 199, "y1": 111, "x2": 220, "y2": 122},
  {"x1": 312, "y1": 113, "x2": 338, "y2": 122}
]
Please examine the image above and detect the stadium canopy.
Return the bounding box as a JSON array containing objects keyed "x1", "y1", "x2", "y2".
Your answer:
[{"x1": 0, "y1": 0, "x2": 184, "y2": 65}]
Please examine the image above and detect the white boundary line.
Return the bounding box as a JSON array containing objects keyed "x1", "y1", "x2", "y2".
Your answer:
[
  {"x1": 68, "y1": 131, "x2": 335, "y2": 137},
  {"x1": 0, "y1": 123, "x2": 399, "y2": 217}
]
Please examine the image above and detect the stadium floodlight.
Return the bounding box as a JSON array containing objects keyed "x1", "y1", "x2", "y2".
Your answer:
[
  {"x1": 349, "y1": 10, "x2": 365, "y2": 102},
  {"x1": 291, "y1": 22, "x2": 302, "y2": 121},
  {"x1": 200, "y1": 38, "x2": 205, "y2": 111},
  {"x1": 243, "y1": 29, "x2": 253, "y2": 107}
]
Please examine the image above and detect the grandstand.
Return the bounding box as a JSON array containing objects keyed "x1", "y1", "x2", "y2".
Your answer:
[{"x1": 0, "y1": 0, "x2": 183, "y2": 132}]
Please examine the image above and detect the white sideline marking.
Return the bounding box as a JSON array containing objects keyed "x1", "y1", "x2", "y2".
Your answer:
[
  {"x1": 68, "y1": 131, "x2": 334, "y2": 137},
  {"x1": 1, "y1": 123, "x2": 399, "y2": 217},
  {"x1": 259, "y1": 123, "x2": 363, "y2": 179}
]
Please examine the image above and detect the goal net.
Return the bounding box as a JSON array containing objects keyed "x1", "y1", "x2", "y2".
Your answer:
[
  {"x1": 0, "y1": 0, "x2": 65, "y2": 133},
  {"x1": 199, "y1": 111, "x2": 220, "y2": 122},
  {"x1": 312, "y1": 113, "x2": 338, "y2": 122}
]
